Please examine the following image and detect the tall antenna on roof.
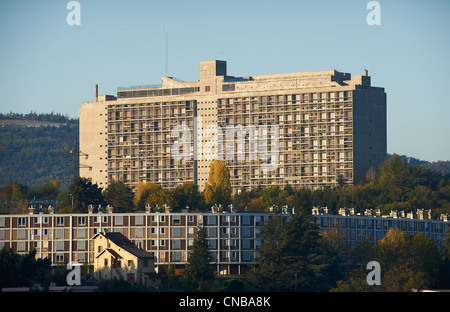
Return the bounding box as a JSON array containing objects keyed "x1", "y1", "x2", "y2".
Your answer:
[{"x1": 165, "y1": 22, "x2": 168, "y2": 77}]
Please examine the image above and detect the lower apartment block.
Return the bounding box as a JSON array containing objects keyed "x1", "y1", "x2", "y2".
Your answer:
[{"x1": 0, "y1": 208, "x2": 448, "y2": 276}]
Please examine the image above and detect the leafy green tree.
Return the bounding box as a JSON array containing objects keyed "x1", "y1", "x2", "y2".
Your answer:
[
  {"x1": 375, "y1": 229, "x2": 440, "y2": 291},
  {"x1": 0, "y1": 182, "x2": 28, "y2": 200},
  {"x1": 0, "y1": 248, "x2": 51, "y2": 288},
  {"x1": 437, "y1": 228, "x2": 450, "y2": 288},
  {"x1": 261, "y1": 185, "x2": 283, "y2": 208},
  {"x1": 331, "y1": 267, "x2": 373, "y2": 292},
  {"x1": 333, "y1": 228, "x2": 441, "y2": 292},
  {"x1": 251, "y1": 209, "x2": 337, "y2": 291},
  {"x1": 182, "y1": 226, "x2": 215, "y2": 290},
  {"x1": 103, "y1": 179, "x2": 134, "y2": 212},
  {"x1": 231, "y1": 188, "x2": 265, "y2": 212},
  {"x1": 171, "y1": 183, "x2": 203, "y2": 211},
  {"x1": 337, "y1": 174, "x2": 346, "y2": 188},
  {"x1": 27, "y1": 179, "x2": 61, "y2": 199},
  {"x1": 60, "y1": 176, "x2": 104, "y2": 212}
]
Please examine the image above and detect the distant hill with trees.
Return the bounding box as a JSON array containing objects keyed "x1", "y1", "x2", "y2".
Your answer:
[
  {"x1": 394, "y1": 154, "x2": 450, "y2": 176},
  {"x1": 0, "y1": 112, "x2": 78, "y2": 189}
]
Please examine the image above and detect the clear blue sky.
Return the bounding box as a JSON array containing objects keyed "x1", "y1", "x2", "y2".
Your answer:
[{"x1": 0, "y1": 0, "x2": 449, "y2": 162}]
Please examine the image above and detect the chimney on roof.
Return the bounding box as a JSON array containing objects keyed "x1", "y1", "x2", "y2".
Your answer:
[
  {"x1": 364, "y1": 69, "x2": 368, "y2": 76},
  {"x1": 95, "y1": 84, "x2": 98, "y2": 101}
]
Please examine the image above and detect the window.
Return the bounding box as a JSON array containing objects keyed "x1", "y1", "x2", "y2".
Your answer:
[
  {"x1": 173, "y1": 215, "x2": 181, "y2": 225},
  {"x1": 135, "y1": 215, "x2": 144, "y2": 225},
  {"x1": 77, "y1": 228, "x2": 86, "y2": 238},
  {"x1": 18, "y1": 217, "x2": 26, "y2": 226},
  {"x1": 208, "y1": 240, "x2": 217, "y2": 249},
  {"x1": 34, "y1": 217, "x2": 48, "y2": 224},
  {"x1": 135, "y1": 228, "x2": 144, "y2": 238},
  {"x1": 208, "y1": 228, "x2": 217, "y2": 237},
  {"x1": 115, "y1": 216, "x2": 123, "y2": 226},
  {"x1": 56, "y1": 229, "x2": 65, "y2": 239},
  {"x1": 242, "y1": 227, "x2": 251, "y2": 238},
  {"x1": 173, "y1": 252, "x2": 181, "y2": 261},
  {"x1": 56, "y1": 254, "x2": 64, "y2": 263},
  {"x1": 77, "y1": 253, "x2": 86, "y2": 263},
  {"x1": 173, "y1": 240, "x2": 181, "y2": 249},
  {"x1": 17, "y1": 229, "x2": 26, "y2": 239},
  {"x1": 78, "y1": 217, "x2": 86, "y2": 225},
  {"x1": 77, "y1": 240, "x2": 86, "y2": 251},
  {"x1": 56, "y1": 217, "x2": 64, "y2": 226},
  {"x1": 56, "y1": 241, "x2": 65, "y2": 251},
  {"x1": 17, "y1": 241, "x2": 26, "y2": 252},
  {"x1": 173, "y1": 227, "x2": 181, "y2": 237},
  {"x1": 208, "y1": 216, "x2": 216, "y2": 225},
  {"x1": 242, "y1": 251, "x2": 252, "y2": 262}
]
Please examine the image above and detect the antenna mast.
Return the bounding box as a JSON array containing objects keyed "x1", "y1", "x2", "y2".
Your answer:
[{"x1": 165, "y1": 22, "x2": 168, "y2": 77}]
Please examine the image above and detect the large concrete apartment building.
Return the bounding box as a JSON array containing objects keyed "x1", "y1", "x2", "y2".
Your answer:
[{"x1": 79, "y1": 60, "x2": 386, "y2": 192}]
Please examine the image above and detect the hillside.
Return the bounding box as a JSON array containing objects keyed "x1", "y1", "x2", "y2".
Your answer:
[
  {"x1": 394, "y1": 154, "x2": 450, "y2": 176},
  {"x1": 0, "y1": 113, "x2": 78, "y2": 189}
]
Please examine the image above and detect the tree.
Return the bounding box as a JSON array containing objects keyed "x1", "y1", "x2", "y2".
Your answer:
[
  {"x1": 171, "y1": 183, "x2": 203, "y2": 211},
  {"x1": 437, "y1": 228, "x2": 450, "y2": 288},
  {"x1": 377, "y1": 154, "x2": 412, "y2": 203},
  {"x1": 134, "y1": 181, "x2": 153, "y2": 208},
  {"x1": 0, "y1": 182, "x2": 28, "y2": 200},
  {"x1": 60, "y1": 176, "x2": 104, "y2": 212},
  {"x1": 204, "y1": 160, "x2": 231, "y2": 207},
  {"x1": 0, "y1": 248, "x2": 51, "y2": 288},
  {"x1": 134, "y1": 182, "x2": 175, "y2": 211},
  {"x1": 103, "y1": 179, "x2": 134, "y2": 212},
  {"x1": 261, "y1": 185, "x2": 283, "y2": 208},
  {"x1": 333, "y1": 228, "x2": 441, "y2": 292},
  {"x1": 337, "y1": 174, "x2": 346, "y2": 188},
  {"x1": 27, "y1": 179, "x2": 61, "y2": 200},
  {"x1": 251, "y1": 209, "x2": 337, "y2": 291},
  {"x1": 182, "y1": 226, "x2": 215, "y2": 290}
]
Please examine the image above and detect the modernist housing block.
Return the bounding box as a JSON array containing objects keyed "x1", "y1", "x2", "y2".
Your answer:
[
  {"x1": 0, "y1": 207, "x2": 448, "y2": 276},
  {"x1": 80, "y1": 60, "x2": 386, "y2": 192}
]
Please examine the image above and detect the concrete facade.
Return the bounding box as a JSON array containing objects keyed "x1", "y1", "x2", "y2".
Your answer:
[{"x1": 79, "y1": 61, "x2": 386, "y2": 192}]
